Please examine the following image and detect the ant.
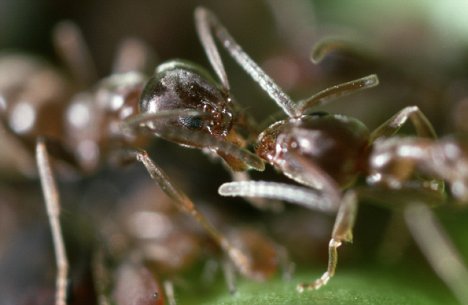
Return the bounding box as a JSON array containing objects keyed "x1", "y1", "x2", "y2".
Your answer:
[
  {"x1": 95, "y1": 180, "x2": 289, "y2": 304},
  {"x1": 0, "y1": 8, "x2": 291, "y2": 305},
  {"x1": 0, "y1": 22, "x2": 151, "y2": 305},
  {"x1": 191, "y1": 5, "x2": 468, "y2": 302}
]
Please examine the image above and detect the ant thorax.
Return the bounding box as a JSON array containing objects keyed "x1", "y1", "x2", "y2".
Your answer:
[
  {"x1": 0, "y1": 55, "x2": 72, "y2": 143},
  {"x1": 257, "y1": 113, "x2": 370, "y2": 187},
  {"x1": 64, "y1": 72, "x2": 147, "y2": 172},
  {"x1": 139, "y1": 60, "x2": 235, "y2": 147}
]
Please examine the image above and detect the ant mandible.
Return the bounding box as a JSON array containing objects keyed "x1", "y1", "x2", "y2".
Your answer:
[{"x1": 191, "y1": 5, "x2": 468, "y2": 300}]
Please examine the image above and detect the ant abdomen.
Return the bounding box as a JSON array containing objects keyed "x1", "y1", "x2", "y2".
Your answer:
[
  {"x1": 257, "y1": 114, "x2": 370, "y2": 187},
  {"x1": 139, "y1": 60, "x2": 235, "y2": 144}
]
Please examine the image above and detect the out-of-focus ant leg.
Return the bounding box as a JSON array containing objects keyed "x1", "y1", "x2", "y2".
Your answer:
[
  {"x1": 405, "y1": 203, "x2": 468, "y2": 305},
  {"x1": 221, "y1": 259, "x2": 238, "y2": 295},
  {"x1": 127, "y1": 149, "x2": 255, "y2": 279},
  {"x1": 297, "y1": 191, "x2": 358, "y2": 292},
  {"x1": 276, "y1": 244, "x2": 295, "y2": 281},
  {"x1": 370, "y1": 106, "x2": 437, "y2": 142},
  {"x1": 36, "y1": 138, "x2": 68, "y2": 305},
  {"x1": 163, "y1": 280, "x2": 176, "y2": 305},
  {"x1": 52, "y1": 21, "x2": 97, "y2": 88}
]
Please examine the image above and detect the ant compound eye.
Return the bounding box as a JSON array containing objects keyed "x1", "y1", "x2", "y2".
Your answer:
[{"x1": 179, "y1": 115, "x2": 204, "y2": 130}]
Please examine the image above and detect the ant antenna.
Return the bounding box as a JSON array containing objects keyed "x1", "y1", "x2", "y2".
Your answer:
[
  {"x1": 297, "y1": 74, "x2": 379, "y2": 113},
  {"x1": 219, "y1": 181, "x2": 338, "y2": 213},
  {"x1": 195, "y1": 8, "x2": 379, "y2": 120},
  {"x1": 53, "y1": 21, "x2": 97, "y2": 88},
  {"x1": 195, "y1": 7, "x2": 298, "y2": 118}
]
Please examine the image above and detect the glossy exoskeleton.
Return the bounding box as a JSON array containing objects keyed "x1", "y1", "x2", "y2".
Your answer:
[
  {"x1": 0, "y1": 21, "x2": 158, "y2": 305},
  {"x1": 191, "y1": 6, "x2": 468, "y2": 303},
  {"x1": 0, "y1": 11, "x2": 274, "y2": 305}
]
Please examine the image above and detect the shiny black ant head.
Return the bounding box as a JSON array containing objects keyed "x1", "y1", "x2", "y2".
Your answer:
[
  {"x1": 139, "y1": 60, "x2": 235, "y2": 147},
  {"x1": 256, "y1": 114, "x2": 370, "y2": 187}
]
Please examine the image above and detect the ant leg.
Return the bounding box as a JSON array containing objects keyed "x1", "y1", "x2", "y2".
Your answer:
[
  {"x1": 130, "y1": 149, "x2": 256, "y2": 279},
  {"x1": 93, "y1": 249, "x2": 111, "y2": 305},
  {"x1": 36, "y1": 138, "x2": 68, "y2": 305},
  {"x1": 201, "y1": 259, "x2": 219, "y2": 284},
  {"x1": 219, "y1": 181, "x2": 339, "y2": 213},
  {"x1": 276, "y1": 244, "x2": 295, "y2": 281},
  {"x1": 112, "y1": 38, "x2": 154, "y2": 74},
  {"x1": 222, "y1": 259, "x2": 238, "y2": 294},
  {"x1": 195, "y1": 7, "x2": 298, "y2": 118},
  {"x1": 297, "y1": 191, "x2": 358, "y2": 292},
  {"x1": 53, "y1": 21, "x2": 97, "y2": 88},
  {"x1": 377, "y1": 212, "x2": 412, "y2": 264},
  {"x1": 405, "y1": 203, "x2": 468, "y2": 305},
  {"x1": 370, "y1": 106, "x2": 437, "y2": 142},
  {"x1": 163, "y1": 280, "x2": 176, "y2": 305},
  {"x1": 296, "y1": 74, "x2": 378, "y2": 114}
]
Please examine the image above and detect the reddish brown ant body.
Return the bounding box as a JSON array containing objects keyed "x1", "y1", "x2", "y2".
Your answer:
[
  {"x1": 190, "y1": 6, "x2": 468, "y2": 303},
  {"x1": 3, "y1": 5, "x2": 467, "y2": 305},
  {"x1": 0, "y1": 9, "x2": 282, "y2": 305},
  {"x1": 95, "y1": 180, "x2": 286, "y2": 305}
]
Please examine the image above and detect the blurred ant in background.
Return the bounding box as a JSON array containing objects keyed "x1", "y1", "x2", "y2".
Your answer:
[
  {"x1": 93, "y1": 181, "x2": 290, "y2": 305},
  {"x1": 0, "y1": 21, "x2": 151, "y2": 305},
  {"x1": 0, "y1": 6, "x2": 299, "y2": 305}
]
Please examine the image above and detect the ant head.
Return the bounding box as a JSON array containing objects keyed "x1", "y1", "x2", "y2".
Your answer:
[
  {"x1": 257, "y1": 114, "x2": 370, "y2": 187},
  {"x1": 139, "y1": 60, "x2": 235, "y2": 147},
  {"x1": 256, "y1": 113, "x2": 338, "y2": 162}
]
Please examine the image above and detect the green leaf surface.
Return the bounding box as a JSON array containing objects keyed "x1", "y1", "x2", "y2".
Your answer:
[{"x1": 177, "y1": 265, "x2": 458, "y2": 305}]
